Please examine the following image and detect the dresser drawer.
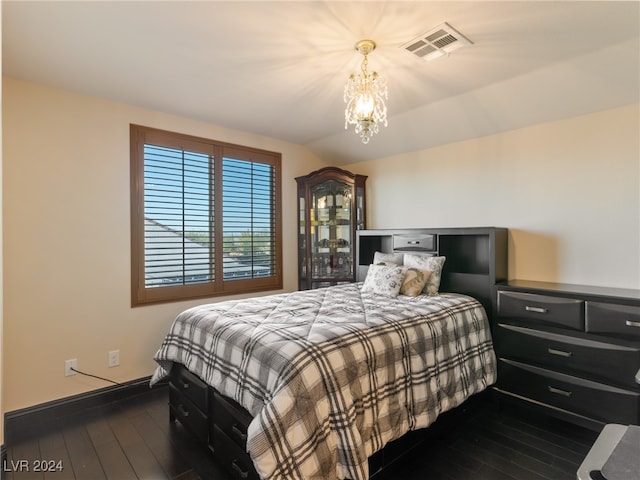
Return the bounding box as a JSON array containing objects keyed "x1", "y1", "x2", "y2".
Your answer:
[
  {"x1": 169, "y1": 385, "x2": 208, "y2": 444},
  {"x1": 497, "y1": 291, "x2": 584, "y2": 330},
  {"x1": 212, "y1": 425, "x2": 259, "y2": 480},
  {"x1": 171, "y1": 364, "x2": 208, "y2": 412},
  {"x1": 586, "y1": 302, "x2": 640, "y2": 340},
  {"x1": 498, "y1": 359, "x2": 640, "y2": 425},
  {"x1": 496, "y1": 323, "x2": 640, "y2": 388},
  {"x1": 212, "y1": 391, "x2": 253, "y2": 450}
]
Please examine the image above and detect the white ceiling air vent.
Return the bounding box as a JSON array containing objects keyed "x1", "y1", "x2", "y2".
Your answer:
[{"x1": 402, "y1": 22, "x2": 472, "y2": 61}]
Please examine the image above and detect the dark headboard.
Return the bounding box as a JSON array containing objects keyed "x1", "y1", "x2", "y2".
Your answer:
[{"x1": 356, "y1": 227, "x2": 508, "y2": 317}]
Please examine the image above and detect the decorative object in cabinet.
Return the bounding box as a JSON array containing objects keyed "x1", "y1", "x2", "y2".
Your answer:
[
  {"x1": 493, "y1": 280, "x2": 640, "y2": 430},
  {"x1": 296, "y1": 166, "x2": 367, "y2": 290}
]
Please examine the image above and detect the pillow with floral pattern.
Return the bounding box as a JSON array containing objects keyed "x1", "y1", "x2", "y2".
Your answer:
[
  {"x1": 373, "y1": 251, "x2": 404, "y2": 266},
  {"x1": 361, "y1": 264, "x2": 406, "y2": 297}
]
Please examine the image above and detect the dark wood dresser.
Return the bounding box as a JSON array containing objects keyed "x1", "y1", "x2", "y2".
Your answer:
[{"x1": 493, "y1": 280, "x2": 640, "y2": 430}]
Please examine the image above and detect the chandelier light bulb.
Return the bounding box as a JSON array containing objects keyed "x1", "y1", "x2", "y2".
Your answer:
[
  {"x1": 355, "y1": 92, "x2": 375, "y2": 117},
  {"x1": 344, "y1": 40, "x2": 388, "y2": 144}
]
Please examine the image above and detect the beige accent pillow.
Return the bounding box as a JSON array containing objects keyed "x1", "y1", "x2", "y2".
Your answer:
[
  {"x1": 403, "y1": 254, "x2": 446, "y2": 295},
  {"x1": 400, "y1": 268, "x2": 432, "y2": 297}
]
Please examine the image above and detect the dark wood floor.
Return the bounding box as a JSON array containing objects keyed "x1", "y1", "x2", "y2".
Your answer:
[{"x1": 3, "y1": 385, "x2": 599, "y2": 480}]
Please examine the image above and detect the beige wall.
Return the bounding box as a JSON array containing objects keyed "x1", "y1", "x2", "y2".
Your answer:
[
  {"x1": 346, "y1": 104, "x2": 640, "y2": 289},
  {"x1": 1, "y1": 7, "x2": 4, "y2": 446},
  {"x1": 2, "y1": 77, "x2": 326, "y2": 412},
  {"x1": 2, "y1": 76, "x2": 639, "y2": 415}
]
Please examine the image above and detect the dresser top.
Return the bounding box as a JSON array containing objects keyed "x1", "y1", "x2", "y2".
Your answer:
[{"x1": 499, "y1": 279, "x2": 640, "y2": 302}]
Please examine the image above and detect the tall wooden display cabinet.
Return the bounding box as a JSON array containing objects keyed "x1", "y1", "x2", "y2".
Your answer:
[{"x1": 296, "y1": 167, "x2": 367, "y2": 290}]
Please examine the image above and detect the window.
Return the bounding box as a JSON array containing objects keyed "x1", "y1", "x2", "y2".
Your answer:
[{"x1": 130, "y1": 125, "x2": 282, "y2": 306}]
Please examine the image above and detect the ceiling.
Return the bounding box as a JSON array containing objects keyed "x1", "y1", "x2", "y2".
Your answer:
[{"x1": 3, "y1": 1, "x2": 639, "y2": 164}]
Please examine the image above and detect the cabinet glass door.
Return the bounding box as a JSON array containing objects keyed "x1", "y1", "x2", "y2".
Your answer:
[
  {"x1": 310, "y1": 179, "x2": 353, "y2": 282},
  {"x1": 298, "y1": 184, "x2": 306, "y2": 282}
]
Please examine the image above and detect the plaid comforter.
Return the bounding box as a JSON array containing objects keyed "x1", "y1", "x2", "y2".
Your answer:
[{"x1": 151, "y1": 283, "x2": 496, "y2": 480}]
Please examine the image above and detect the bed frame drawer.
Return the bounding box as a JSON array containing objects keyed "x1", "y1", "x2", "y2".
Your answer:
[
  {"x1": 586, "y1": 302, "x2": 640, "y2": 339},
  {"x1": 497, "y1": 291, "x2": 585, "y2": 330},
  {"x1": 212, "y1": 425, "x2": 259, "y2": 480},
  {"x1": 392, "y1": 233, "x2": 436, "y2": 252},
  {"x1": 169, "y1": 385, "x2": 208, "y2": 444},
  {"x1": 498, "y1": 359, "x2": 640, "y2": 425},
  {"x1": 496, "y1": 323, "x2": 640, "y2": 389},
  {"x1": 212, "y1": 391, "x2": 252, "y2": 450},
  {"x1": 171, "y1": 364, "x2": 208, "y2": 412}
]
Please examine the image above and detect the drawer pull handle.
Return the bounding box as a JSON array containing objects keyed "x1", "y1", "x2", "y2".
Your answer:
[
  {"x1": 181, "y1": 382, "x2": 190, "y2": 389},
  {"x1": 408, "y1": 240, "x2": 420, "y2": 245},
  {"x1": 547, "y1": 348, "x2": 572, "y2": 358},
  {"x1": 525, "y1": 306, "x2": 548, "y2": 314},
  {"x1": 232, "y1": 424, "x2": 248, "y2": 443},
  {"x1": 625, "y1": 320, "x2": 640, "y2": 328},
  {"x1": 178, "y1": 404, "x2": 190, "y2": 417},
  {"x1": 548, "y1": 386, "x2": 572, "y2": 397},
  {"x1": 231, "y1": 460, "x2": 249, "y2": 479}
]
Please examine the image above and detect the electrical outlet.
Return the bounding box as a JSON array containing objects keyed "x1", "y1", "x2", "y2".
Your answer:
[
  {"x1": 65, "y1": 359, "x2": 78, "y2": 376},
  {"x1": 108, "y1": 350, "x2": 120, "y2": 368}
]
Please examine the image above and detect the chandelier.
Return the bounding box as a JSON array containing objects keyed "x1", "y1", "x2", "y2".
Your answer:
[{"x1": 344, "y1": 39, "x2": 388, "y2": 144}]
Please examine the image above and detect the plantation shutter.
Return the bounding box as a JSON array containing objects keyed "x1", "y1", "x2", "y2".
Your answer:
[
  {"x1": 130, "y1": 125, "x2": 282, "y2": 306},
  {"x1": 143, "y1": 143, "x2": 214, "y2": 288},
  {"x1": 222, "y1": 151, "x2": 277, "y2": 280}
]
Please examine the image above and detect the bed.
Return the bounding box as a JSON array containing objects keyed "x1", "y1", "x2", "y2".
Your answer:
[{"x1": 151, "y1": 227, "x2": 507, "y2": 480}]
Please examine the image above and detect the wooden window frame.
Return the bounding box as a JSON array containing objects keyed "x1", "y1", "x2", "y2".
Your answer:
[{"x1": 130, "y1": 124, "x2": 282, "y2": 306}]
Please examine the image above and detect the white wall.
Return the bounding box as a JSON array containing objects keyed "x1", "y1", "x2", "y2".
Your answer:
[
  {"x1": 2, "y1": 77, "x2": 326, "y2": 412},
  {"x1": 346, "y1": 104, "x2": 640, "y2": 289}
]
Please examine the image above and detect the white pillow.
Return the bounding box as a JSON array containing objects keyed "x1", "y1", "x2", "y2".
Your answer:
[
  {"x1": 373, "y1": 251, "x2": 404, "y2": 266},
  {"x1": 403, "y1": 254, "x2": 446, "y2": 295},
  {"x1": 361, "y1": 264, "x2": 406, "y2": 297}
]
